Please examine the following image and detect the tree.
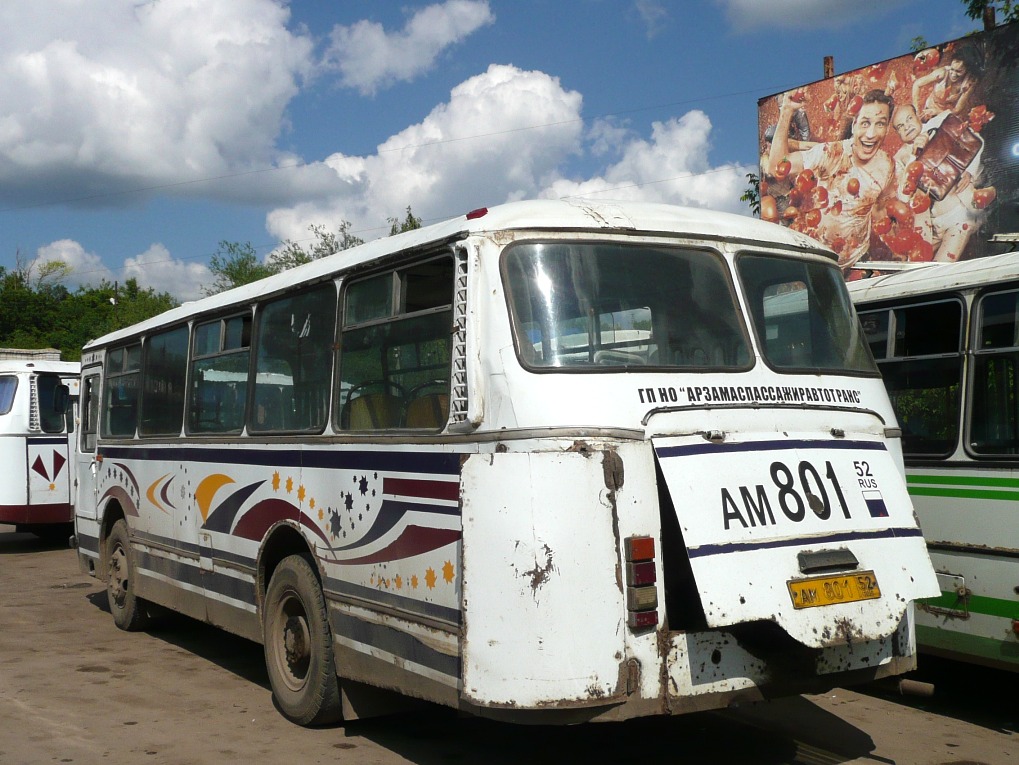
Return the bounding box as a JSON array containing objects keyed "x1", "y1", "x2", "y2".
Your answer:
[
  {"x1": 205, "y1": 241, "x2": 278, "y2": 296},
  {"x1": 388, "y1": 206, "x2": 423, "y2": 235},
  {"x1": 205, "y1": 207, "x2": 423, "y2": 295},
  {"x1": 962, "y1": 0, "x2": 1018, "y2": 24},
  {"x1": 0, "y1": 267, "x2": 176, "y2": 360},
  {"x1": 271, "y1": 222, "x2": 364, "y2": 272},
  {"x1": 740, "y1": 173, "x2": 761, "y2": 217}
]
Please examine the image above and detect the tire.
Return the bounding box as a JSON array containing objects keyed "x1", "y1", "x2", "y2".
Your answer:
[
  {"x1": 105, "y1": 519, "x2": 150, "y2": 631},
  {"x1": 263, "y1": 555, "x2": 341, "y2": 726}
]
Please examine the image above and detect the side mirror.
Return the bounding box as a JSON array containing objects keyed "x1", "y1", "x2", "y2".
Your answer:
[{"x1": 53, "y1": 384, "x2": 70, "y2": 413}]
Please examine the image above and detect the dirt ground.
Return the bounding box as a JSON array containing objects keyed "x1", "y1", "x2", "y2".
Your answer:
[{"x1": 0, "y1": 525, "x2": 1015, "y2": 765}]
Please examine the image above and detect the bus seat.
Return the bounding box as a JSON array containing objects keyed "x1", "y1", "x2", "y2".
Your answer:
[
  {"x1": 343, "y1": 392, "x2": 403, "y2": 430},
  {"x1": 404, "y1": 393, "x2": 449, "y2": 429}
]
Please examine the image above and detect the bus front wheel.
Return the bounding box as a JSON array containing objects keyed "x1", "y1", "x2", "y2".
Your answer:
[
  {"x1": 263, "y1": 554, "x2": 341, "y2": 726},
  {"x1": 106, "y1": 519, "x2": 149, "y2": 631}
]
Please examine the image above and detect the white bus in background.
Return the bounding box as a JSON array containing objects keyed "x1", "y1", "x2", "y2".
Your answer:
[
  {"x1": 0, "y1": 351, "x2": 80, "y2": 540},
  {"x1": 73, "y1": 199, "x2": 937, "y2": 726},
  {"x1": 849, "y1": 252, "x2": 1019, "y2": 672}
]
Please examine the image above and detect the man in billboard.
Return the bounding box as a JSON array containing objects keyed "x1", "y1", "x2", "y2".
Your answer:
[{"x1": 768, "y1": 88, "x2": 896, "y2": 271}]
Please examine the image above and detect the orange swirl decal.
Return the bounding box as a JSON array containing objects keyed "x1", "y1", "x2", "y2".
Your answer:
[
  {"x1": 145, "y1": 474, "x2": 174, "y2": 514},
  {"x1": 195, "y1": 474, "x2": 235, "y2": 522}
]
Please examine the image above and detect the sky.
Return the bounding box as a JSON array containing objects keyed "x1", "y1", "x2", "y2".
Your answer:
[{"x1": 0, "y1": 0, "x2": 982, "y2": 301}]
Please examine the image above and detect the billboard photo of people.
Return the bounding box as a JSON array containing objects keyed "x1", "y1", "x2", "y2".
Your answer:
[{"x1": 758, "y1": 22, "x2": 1019, "y2": 278}]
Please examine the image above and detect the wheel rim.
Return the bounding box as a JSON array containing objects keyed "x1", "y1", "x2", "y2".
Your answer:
[
  {"x1": 271, "y1": 590, "x2": 312, "y2": 692},
  {"x1": 108, "y1": 543, "x2": 128, "y2": 609}
]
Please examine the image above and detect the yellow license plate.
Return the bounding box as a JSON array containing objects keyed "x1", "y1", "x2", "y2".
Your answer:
[{"x1": 788, "y1": 571, "x2": 881, "y2": 609}]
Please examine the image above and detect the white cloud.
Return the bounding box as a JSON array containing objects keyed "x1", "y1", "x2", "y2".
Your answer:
[
  {"x1": 634, "y1": 0, "x2": 670, "y2": 38},
  {"x1": 0, "y1": 0, "x2": 314, "y2": 206},
  {"x1": 324, "y1": 1, "x2": 495, "y2": 95},
  {"x1": 715, "y1": 0, "x2": 912, "y2": 31},
  {"x1": 265, "y1": 67, "x2": 754, "y2": 245},
  {"x1": 122, "y1": 244, "x2": 212, "y2": 303},
  {"x1": 543, "y1": 112, "x2": 753, "y2": 214},
  {"x1": 266, "y1": 64, "x2": 585, "y2": 242},
  {"x1": 31, "y1": 240, "x2": 115, "y2": 289},
  {"x1": 29, "y1": 240, "x2": 211, "y2": 302}
]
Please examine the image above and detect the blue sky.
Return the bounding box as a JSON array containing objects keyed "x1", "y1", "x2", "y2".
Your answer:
[{"x1": 0, "y1": 0, "x2": 980, "y2": 300}]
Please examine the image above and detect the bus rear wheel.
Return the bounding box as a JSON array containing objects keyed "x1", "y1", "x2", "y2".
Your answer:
[
  {"x1": 263, "y1": 554, "x2": 341, "y2": 726},
  {"x1": 106, "y1": 519, "x2": 149, "y2": 631}
]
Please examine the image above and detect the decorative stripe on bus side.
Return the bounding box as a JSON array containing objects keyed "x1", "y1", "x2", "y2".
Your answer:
[
  {"x1": 920, "y1": 590, "x2": 1019, "y2": 619},
  {"x1": 136, "y1": 549, "x2": 256, "y2": 608},
  {"x1": 686, "y1": 526, "x2": 925, "y2": 559},
  {"x1": 326, "y1": 576, "x2": 461, "y2": 625},
  {"x1": 655, "y1": 439, "x2": 887, "y2": 459},
  {"x1": 77, "y1": 532, "x2": 100, "y2": 556},
  {"x1": 101, "y1": 446, "x2": 462, "y2": 475},
  {"x1": 907, "y1": 472, "x2": 1019, "y2": 501},
  {"x1": 332, "y1": 611, "x2": 460, "y2": 682}
]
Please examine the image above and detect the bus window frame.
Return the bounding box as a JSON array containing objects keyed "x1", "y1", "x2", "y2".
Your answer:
[
  {"x1": 858, "y1": 295, "x2": 965, "y2": 459},
  {"x1": 80, "y1": 373, "x2": 100, "y2": 453},
  {"x1": 138, "y1": 323, "x2": 190, "y2": 438},
  {"x1": 102, "y1": 342, "x2": 142, "y2": 439},
  {"x1": 186, "y1": 310, "x2": 254, "y2": 436},
  {"x1": 0, "y1": 374, "x2": 17, "y2": 416},
  {"x1": 965, "y1": 285, "x2": 1019, "y2": 460},
  {"x1": 249, "y1": 281, "x2": 338, "y2": 436},
  {"x1": 335, "y1": 253, "x2": 455, "y2": 432}
]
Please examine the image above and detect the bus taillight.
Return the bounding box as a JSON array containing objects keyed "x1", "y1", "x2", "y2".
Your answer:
[{"x1": 625, "y1": 535, "x2": 659, "y2": 630}]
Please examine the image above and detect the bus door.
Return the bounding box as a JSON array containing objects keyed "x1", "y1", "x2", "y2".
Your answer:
[
  {"x1": 26, "y1": 372, "x2": 75, "y2": 522},
  {"x1": 650, "y1": 406, "x2": 940, "y2": 649},
  {"x1": 74, "y1": 368, "x2": 102, "y2": 522}
]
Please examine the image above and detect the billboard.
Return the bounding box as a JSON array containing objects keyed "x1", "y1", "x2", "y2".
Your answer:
[{"x1": 757, "y1": 22, "x2": 1019, "y2": 278}]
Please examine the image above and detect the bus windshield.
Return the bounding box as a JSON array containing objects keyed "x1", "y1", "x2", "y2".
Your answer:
[{"x1": 504, "y1": 242, "x2": 751, "y2": 369}]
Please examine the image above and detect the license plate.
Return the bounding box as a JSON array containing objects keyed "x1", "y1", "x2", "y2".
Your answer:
[{"x1": 787, "y1": 571, "x2": 881, "y2": 609}]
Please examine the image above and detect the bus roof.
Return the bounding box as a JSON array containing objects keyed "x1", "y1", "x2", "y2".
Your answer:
[
  {"x1": 83, "y1": 199, "x2": 832, "y2": 351},
  {"x1": 847, "y1": 251, "x2": 1019, "y2": 305},
  {"x1": 0, "y1": 359, "x2": 80, "y2": 375}
]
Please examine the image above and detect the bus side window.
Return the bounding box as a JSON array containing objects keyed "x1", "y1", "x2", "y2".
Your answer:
[
  {"x1": 189, "y1": 315, "x2": 251, "y2": 434},
  {"x1": 139, "y1": 326, "x2": 188, "y2": 437},
  {"x1": 36, "y1": 374, "x2": 66, "y2": 433},
  {"x1": 251, "y1": 285, "x2": 336, "y2": 434},
  {"x1": 103, "y1": 344, "x2": 141, "y2": 438},
  {"x1": 971, "y1": 290, "x2": 1019, "y2": 454},
  {"x1": 337, "y1": 257, "x2": 453, "y2": 431}
]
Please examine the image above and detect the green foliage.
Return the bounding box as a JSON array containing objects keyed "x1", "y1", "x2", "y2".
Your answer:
[
  {"x1": 206, "y1": 241, "x2": 278, "y2": 296},
  {"x1": 910, "y1": 35, "x2": 929, "y2": 52},
  {"x1": 740, "y1": 172, "x2": 761, "y2": 216},
  {"x1": 388, "y1": 206, "x2": 423, "y2": 235},
  {"x1": 963, "y1": 0, "x2": 1018, "y2": 24},
  {"x1": 0, "y1": 266, "x2": 177, "y2": 361},
  {"x1": 206, "y1": 207, "x2": 422, "y2": 295},
  {"x1": 272, "y1": 222, "x2": 365, "y2": 272}
]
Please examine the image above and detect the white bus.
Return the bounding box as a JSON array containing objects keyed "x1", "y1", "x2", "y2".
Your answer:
[
  {"x1": 0, "y1": 355, "x2": 80, "y2": 539},
  {"x1": 73, "y1": 200, "x2": 938, "y2": 725},
  {"x1": 849, "y1": 252, "x2": 1019, "y2": 672}
]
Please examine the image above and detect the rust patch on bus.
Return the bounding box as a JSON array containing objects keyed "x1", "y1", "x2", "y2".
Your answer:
[{"x1": 524, "y1": 543, "x2": 556, "y2": 592}]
